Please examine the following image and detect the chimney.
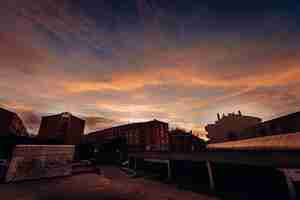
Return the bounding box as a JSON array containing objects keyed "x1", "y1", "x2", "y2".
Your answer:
[{"x1": 217, "y1": 113, "x2": 220, "y2": 120}]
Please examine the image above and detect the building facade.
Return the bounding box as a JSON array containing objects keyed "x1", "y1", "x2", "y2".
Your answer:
[
  {"x1": 170, "y1": 130, "x2": 206, "y2": 152},
  {"x1": 205, "y1": 111, "x2": 262, "y2": 143},
  {"x1": 241, "y1": 111, "x2": 300, "y2": 138},
  {"x1": 85, "y1": 120, "x2": 169, "y2": 152},
  {"x1": 38, "y1": 112, "x2": 85, "y2": 145},
  {"x1": 0, "y1": 108, "x2": 27, "y2": 137},
  {"x1": 0, "y1": 108, "x2": 29, "y2": 160}
]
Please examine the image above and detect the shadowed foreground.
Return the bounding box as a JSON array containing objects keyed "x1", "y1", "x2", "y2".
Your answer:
[{"x1": 0, "y1": 166, "x2": 218, "y2": 200}]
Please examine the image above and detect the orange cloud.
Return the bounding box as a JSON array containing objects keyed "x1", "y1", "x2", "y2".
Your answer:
[
  {"x1": 0, "y1": 100, "x2": 33, "y2": 112},
  {"x1": 96, "y1": 102, "x2": 164, "y2": 113},
  {"x1": 63, "y1": 58, "x2": 300, "y2": 94},
  {"x1": 1, "y1": 0, "x2": 300, "y2": 134}
]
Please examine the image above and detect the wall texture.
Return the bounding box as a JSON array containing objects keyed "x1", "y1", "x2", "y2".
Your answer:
[
  {"x1": 38, "y1": 113, "x2": 85, "y2": 145},
  {"x1": 5, "y1": 145, "x2": 75, "y2": 182}
]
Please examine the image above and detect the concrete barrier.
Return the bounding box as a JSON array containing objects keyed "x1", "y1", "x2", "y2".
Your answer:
[{"x1": 5, "y1": 145, "x2": 75, "y2": 182}]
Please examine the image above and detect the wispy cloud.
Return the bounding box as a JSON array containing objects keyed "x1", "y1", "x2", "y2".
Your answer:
[{"x1": 0, "y1": 0, "x2": 300, "y2": 135}]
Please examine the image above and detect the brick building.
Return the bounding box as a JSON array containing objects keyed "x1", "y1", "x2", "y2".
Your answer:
[
  {"x1": 205, "y1": 111, "x2": 262, "y2": 143},
  {"x1": 38, "y1": 112, "x2": 85, "y2": 145},
  {"x1": 85, "y1": 120, "x2": 169, "y2": 152},
  {"x1": 0, "y1": 108, "x2": 27, "y2": 137},
  {"x1": 241, "y1": 111, "x2": 300, "y2": 138}
]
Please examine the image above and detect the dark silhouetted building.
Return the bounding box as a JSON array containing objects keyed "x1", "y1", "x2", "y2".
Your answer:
[
  {"x1": 85, "y1": 119, "x2": 169, "y2": 152},
  {"x1": 205, "y1": 111, "x2": 262, "y2": 143},
  {"x1": 241, "y1": 111, "x2": 300, "y2": 138},
  {"x1": 0, "y1": 108, "x2": 27, "y2": 137},
  {"x1": 38, "y1": 112, "x2": 85, "y2": 145},
  {"x1": 0, "y1": 108, "x2": 29, "y2": 160},
  {"x1": 170, "y1": 129, "x2": 206, "y2": 152}
]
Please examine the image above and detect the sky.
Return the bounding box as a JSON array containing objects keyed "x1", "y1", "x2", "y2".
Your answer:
[{"x1": 1, "y1": 0, "x2": 300, "y2": 136}]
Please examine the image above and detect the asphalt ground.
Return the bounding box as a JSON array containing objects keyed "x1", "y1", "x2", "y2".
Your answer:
[{"x1": 0, "y1": 166, "x2": 218, "y2": 200}]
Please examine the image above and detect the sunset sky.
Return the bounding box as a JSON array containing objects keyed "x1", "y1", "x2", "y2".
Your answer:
[{"x1": 1, "y1": 0, "x2": 300, "y2": 135}]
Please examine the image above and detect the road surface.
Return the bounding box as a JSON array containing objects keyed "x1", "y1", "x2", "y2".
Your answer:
[{"x1": 0, "y1": 166, "x2": 218, "y2": 200}]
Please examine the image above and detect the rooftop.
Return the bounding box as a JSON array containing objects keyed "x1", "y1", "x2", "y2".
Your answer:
[
  {"x1": 207, "y1": 132, "x2": 300, "y2": 151},
  {"x1": 86, "y1": 119, "x2": 168, "y2": 136}
]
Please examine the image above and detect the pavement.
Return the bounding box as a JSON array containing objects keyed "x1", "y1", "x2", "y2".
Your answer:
[{"x1": 0, "y1": 166, "x2": 218, "y2": 200}]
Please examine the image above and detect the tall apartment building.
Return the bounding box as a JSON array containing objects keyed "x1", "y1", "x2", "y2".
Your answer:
[{"x1": 38, "y1": 112, "x2": 85, "y2": 145}]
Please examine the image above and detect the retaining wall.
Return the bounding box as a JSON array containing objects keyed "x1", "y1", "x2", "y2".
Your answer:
[{"x1": 5, "y1": 145, "x2": 75, "y2": 182}]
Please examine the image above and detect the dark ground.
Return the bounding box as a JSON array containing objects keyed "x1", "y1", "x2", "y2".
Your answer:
[{"x1": 0, "y1": 166, "x2": 218, "y2": 200}]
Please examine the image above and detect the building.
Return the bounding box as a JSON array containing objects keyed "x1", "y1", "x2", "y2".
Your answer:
[
  {"x1": 0, "y1": 108, "x2": 29, "y2": 161},
  {"x1": 38, "y1": 112, "x2": 85, "y2": 145},
  {"x1": 0, "y1": 108, "x2": 27, "y2": 137},
  {"x1": 241, "y1": 111, "x2": 300, "y2": 138},
  {"x1": 170, "y1": 129, "x2": 206, "y2": 152},
  {"x1": 85, "y1": 120, "x2": 169, "y2": 152},
  {"x1": 205, "y1": 111, "x2": 262, "y2": 143},
  {"x1": 170, "y1": 130, "x2": 192, "y2": 152}
]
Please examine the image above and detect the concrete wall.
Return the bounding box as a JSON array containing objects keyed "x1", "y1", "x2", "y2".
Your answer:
[{"x1": 5, "y1": 145, "x2": 74, "y2": 182}]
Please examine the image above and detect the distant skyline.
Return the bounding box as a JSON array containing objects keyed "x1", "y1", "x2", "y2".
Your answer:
[{"x1": 1, "y1": 0, "x2": 300, "y2": 135}]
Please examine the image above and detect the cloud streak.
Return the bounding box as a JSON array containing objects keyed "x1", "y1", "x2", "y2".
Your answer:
[{"x1": 0, "y1": 0, "x2": 300, "y2": 135}]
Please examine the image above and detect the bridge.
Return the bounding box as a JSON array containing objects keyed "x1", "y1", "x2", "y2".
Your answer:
[{"x1": 128, "y1": 133, "x2": 300, "y2": 200}]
